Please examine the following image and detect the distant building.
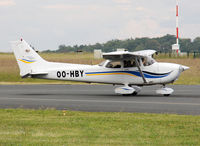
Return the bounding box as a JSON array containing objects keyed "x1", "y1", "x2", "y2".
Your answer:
[
  {"x1": 94, "y1": 49, "x2": 102, "y2": 59},
  {"x1": 117, "y1": 48, "x2": 126, "y2": 52},
  {"x1": 172, "y1": 44, "x2": 180, "y2": 54}
]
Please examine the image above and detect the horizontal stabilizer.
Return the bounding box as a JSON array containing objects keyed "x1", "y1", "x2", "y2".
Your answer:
[
  {"x1": 30, "y1": 72, "x2": 48, "y2": 75},
  {"x1": 21, "y1": 72, "x2": 48, "y2": 78}
]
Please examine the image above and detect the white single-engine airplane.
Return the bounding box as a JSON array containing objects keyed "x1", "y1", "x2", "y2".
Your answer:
[{"x1": 12, "y1": 39, "x2": 189, "y2": 96}]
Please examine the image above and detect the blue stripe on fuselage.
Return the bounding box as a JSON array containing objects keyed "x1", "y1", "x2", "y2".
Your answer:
[{"x1": 85, "y1": 71, "x2": 171, "y2": 79}]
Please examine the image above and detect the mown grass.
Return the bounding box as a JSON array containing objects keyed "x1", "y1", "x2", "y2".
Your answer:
[
  {"x1": 0, "y1": 109, "x2": 200, "y2": 145},
  {"x1": 0, "y1": 52, "x2": 200, "y2": 84}
]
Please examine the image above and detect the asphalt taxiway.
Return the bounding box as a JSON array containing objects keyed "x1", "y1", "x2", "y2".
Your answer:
[{"x1": 0, "y1": 85, "x2": 200, "y2": 115}]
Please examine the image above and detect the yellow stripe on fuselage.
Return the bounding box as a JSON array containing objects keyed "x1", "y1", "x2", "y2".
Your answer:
[
  {"x1": 86, "y1": 72, "x2": 137, "y2": 77},
  {"x1": 18, "y1": 59, "x2": 35, "y2": 64}
]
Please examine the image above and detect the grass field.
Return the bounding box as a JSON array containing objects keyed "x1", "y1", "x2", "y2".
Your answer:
[
  {"x1": 0, "y1": 109, "x2": 199, "y2": 145},
  {"x1": 0, "y1": 52, "x2": 200, "y2": 84}
]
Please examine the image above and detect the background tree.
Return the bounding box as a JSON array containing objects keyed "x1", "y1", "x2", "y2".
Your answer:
[{"x1": 43, "y1": 34, "x2": 200, "y2": 53}]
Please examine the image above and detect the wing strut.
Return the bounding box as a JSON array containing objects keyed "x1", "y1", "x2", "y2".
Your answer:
[{"x1": 135, "y1": 58, "x2": 147, "y2": 84}]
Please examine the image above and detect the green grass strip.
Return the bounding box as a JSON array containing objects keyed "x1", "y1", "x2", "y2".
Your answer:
[{"x1": 0, "y1": 109, "x2": 199, "y2": 145}]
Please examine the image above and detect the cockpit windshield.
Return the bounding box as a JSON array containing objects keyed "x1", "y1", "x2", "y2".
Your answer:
[
  {"x1": 99, "y1": 60, "x2": 107, "y2": 66},
  {"x1": 141, "y1": 56, "x2": 156, "y2": 66}
]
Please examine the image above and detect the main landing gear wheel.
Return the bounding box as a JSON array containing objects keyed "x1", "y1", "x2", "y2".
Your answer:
[
  {"x1": 115, "y1": 85, "x2": 141, "y2": 96},
  {"x1": 122, "y1": 92, "x2": 138, "y2": 96},
  {"x1": 164, "y1": 94, "x2": 170, "y2": 97},
  {"x1": 122, "y1": 94, "x2": 131, "y2": 96},
  {"x1": 132, "y1": 92, "x2": 138, "y2": 96}
]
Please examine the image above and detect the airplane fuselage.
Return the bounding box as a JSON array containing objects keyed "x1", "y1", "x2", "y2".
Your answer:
[{"x1": 33, "y1": 61, "x2": 182, "y2": 86}]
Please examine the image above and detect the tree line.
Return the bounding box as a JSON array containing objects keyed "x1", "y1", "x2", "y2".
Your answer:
[{"x1": 44, "y1": 34, "x2": 200, "y2": 53}]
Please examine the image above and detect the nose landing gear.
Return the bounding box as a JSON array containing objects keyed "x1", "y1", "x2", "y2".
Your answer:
[{"x1": 156, "y1": 85, "x2": 174, "y2": 96}]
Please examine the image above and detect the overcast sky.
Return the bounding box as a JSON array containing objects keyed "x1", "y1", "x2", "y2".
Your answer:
[{"x1": 0, "y1": 0, "x2": 200, "y2": 52}]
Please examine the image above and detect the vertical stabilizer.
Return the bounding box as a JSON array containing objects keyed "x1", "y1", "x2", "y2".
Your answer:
[{"x1": 11, "y1": 39, "x2": 47, "y2": 77}]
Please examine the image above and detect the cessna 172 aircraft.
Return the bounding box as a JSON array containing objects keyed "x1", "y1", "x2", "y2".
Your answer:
[{"x1": 12, "y1": 39, "x2": 189, "y2": 96}]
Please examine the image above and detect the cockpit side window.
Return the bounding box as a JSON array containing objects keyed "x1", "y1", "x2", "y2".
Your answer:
[
  {"x1": 106, "y1": 61, "x2": 121, "y2": 68},
  {"x1": 124, "y1": 60, "x2": 137, "y2": 68}
]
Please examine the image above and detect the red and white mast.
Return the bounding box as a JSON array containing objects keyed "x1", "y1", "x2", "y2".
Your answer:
[
  {"x1": 172, "y1": 0, "x2": 180, "y2": 54},
  {"x1": 176, "y1": 0, "x2": 179, "y2": 45}
]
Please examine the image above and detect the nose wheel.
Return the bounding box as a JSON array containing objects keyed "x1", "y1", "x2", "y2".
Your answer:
[{"x1": 156, "y1": 85, "x2": 174, "y2": 96}]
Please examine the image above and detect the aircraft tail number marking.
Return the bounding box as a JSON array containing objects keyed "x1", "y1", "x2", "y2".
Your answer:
[{"x1": 57, "y1": 70, "x2": 84, "y2": 78}]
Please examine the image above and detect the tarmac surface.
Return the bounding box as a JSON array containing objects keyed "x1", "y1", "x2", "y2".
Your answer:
[{"x1": 0, "y1": 84, "x2": 200, "y2": 115}]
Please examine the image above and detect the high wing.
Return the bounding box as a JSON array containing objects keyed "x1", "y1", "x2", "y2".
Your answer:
[{"x1": 102, "y1": 50, "x2": 156, "y2": 60}]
